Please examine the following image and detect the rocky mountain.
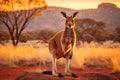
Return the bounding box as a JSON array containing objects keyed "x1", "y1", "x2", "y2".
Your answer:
[
  {"x1": 1, "y1": 3, "x2": 120, "y2": 31},
  {"x1": 27, "y1": 3, "x2": 120, "y2": 31}
]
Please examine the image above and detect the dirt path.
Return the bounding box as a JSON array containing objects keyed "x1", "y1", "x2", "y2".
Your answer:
[{"x1": 0, "y1": 66, "x2": 120, "y2": 80}]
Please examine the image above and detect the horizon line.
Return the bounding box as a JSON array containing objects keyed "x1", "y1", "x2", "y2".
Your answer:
[{"x1": 46, "y1": 1, "x2": 120, "y2": 10}]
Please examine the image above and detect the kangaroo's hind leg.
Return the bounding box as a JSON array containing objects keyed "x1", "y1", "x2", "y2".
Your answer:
[
  {"x1": 49, "y1": 39, "x2": 58, "y2": 77},
  {"x1": 65, "y1": 55, "x2": 71, "y2": 76},
  {"x1": 49, "y1": 49, "x2": 58, "y2": 76},
  {"x1": 51, "y1": 52, "x2": 59, "y2": 77},
  {"x1": 65, "y1": 51, "x2": 78, "y2": 78}
]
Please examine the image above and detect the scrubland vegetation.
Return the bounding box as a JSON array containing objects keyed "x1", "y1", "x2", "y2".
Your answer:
[
  {"x1": 0, "y1": 41, "x2": 120, "y2": 73},
  {"x1": 0, "y1": 17, "x2": 120, "y2": 73},
  {"x1": 0, "y1": 1, "x2": 120, "y2": 75}
]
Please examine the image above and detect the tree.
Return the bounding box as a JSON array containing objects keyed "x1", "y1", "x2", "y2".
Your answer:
[
  {"x1": 0, "y1": 0, "x2": 47, "y2": 48},
  {"x1": 75, "y1": 18, "x2": 107, "y2": 42}
]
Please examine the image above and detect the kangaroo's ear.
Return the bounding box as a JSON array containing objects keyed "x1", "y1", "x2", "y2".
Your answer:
[
  {"x1": 61, "y1": 11, "x2": 67, "y2": 18},
  {"x1": 73, "y1": 11, "x2": 79, "y2": 18}
]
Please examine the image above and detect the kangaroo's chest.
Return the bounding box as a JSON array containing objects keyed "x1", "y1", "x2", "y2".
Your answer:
[
  {"x1": 62, "y1": 29, "x2": 75, "y2": 43},
  {"x1": 64, "y1": 36, "x2": 73, "y2": 43}
]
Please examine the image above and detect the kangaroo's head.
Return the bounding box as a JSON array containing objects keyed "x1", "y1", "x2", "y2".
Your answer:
[{"x1": 61, "y1": 11, "x2": 79, "y2": 28}]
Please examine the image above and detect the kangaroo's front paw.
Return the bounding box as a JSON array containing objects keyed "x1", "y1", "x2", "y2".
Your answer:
[{"x1": 63, "y1": 54, "x2": 66, "y2": 58}]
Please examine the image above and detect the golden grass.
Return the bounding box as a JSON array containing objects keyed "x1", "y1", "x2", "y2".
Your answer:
[
  {"x1": 0, "y1": 41, "x2": 120, "y2": 72},
  {"x1": 0, "y1": 44, "x2": 51, "y2": 66}
]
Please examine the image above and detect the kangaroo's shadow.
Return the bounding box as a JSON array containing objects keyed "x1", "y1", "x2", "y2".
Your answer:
[
  {"x1": 16, "y1": 72, "x2": 47, "y2": 80},
  {"x1": 16, "y1": 71, "x2": 64, "y2": 80},
  {"x1": 16, "y1": 71, "x2": 117, "y2": 80},
  {"x1": 16, "y1": 71, "x2": 79, "y2": 80}
]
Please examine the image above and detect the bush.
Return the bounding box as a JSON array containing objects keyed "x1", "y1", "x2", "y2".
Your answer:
[
  {"x1": 75, "y1": 18, "x2": 109, "y2": 42},
  {"x1": 0, "y1": 30, "x2": 10, "y2": 43},
  {"x1": 37, "y1": 28, "x2": 56, "y2": 42},
  {"x1": 19, "y1": 33, "x2": 32, "y2": 42}
]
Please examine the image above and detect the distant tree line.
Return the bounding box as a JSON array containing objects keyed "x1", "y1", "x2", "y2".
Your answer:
[
  {"x1": 0, "y1": 18, "x2": 120, "y2": 44},
  {"x1": 0, "y1": 28, "x2": 54, "y2": 43},
  {"x1": 75, "y1": 18, "x2": 120, "y2": 43}
]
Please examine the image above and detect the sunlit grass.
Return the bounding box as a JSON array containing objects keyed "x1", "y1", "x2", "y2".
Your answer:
[
  {"x1": 0, "y1": 43, "x2": 51, "y2": 66},
  {"x1": 0, "y1": 41, "x2": 120, "y2": 72}
]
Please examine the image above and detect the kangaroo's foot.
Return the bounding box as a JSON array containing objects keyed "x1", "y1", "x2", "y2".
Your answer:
[
  {"x1": 53, "y1": 73, "x2": 64, "y2": 77},
  {"x1": 65, "y1": 72, "x2": 78, "y2": 78},
  {"x1": 65, "y1": 72, "x2": 72, "y2": 76},
  {"x1": 53, "y1": 73, "x2": 59, "y2": 77}
]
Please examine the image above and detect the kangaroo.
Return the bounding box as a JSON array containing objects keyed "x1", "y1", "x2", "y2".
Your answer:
[{"x1": 48, "y1": 11, "x2": 79, "y2": 77}]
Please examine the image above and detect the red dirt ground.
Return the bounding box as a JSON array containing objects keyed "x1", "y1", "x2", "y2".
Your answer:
[{"x1": 0, "y1": 66, "x2": 120, "y2": 80}]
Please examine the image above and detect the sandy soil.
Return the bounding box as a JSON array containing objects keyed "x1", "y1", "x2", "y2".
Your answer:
[{"x1": 0, "y1": 65, "x2": 120, "y2": 80}]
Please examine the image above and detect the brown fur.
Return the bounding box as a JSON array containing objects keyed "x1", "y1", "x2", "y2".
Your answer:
[
  {"x1": 49, "y1": 27, "x2": 76, "y2": 59},
  {"x1": 49, "y1": 31, "x2": 64, "y2": 59}
]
